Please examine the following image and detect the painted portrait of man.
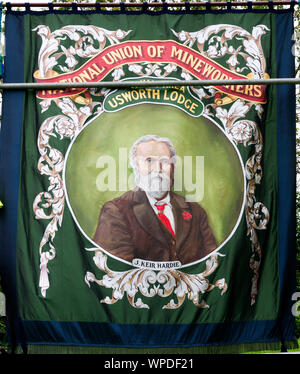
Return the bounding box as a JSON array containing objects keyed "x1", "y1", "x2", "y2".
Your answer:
[{"x1": 92, "y1": 134, "x2": 217, "y2": 265}]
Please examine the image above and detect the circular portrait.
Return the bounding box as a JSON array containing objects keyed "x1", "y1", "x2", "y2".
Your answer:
[{"x1": 64, "y1": 104, "x2": 245, "y2": 267}]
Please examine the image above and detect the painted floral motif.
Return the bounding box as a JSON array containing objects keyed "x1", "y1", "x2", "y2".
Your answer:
[
  {"x1": 85, "y1": 251, "x2": 227, "y2": 309},
  {"x1": 182, "y1": 211, "x2": 192, "y2": 221}
]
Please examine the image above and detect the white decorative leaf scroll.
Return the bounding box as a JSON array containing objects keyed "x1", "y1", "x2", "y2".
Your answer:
[
  {"x1": 85, "y1": 251, "x2": 227, "y2": 309},
  {"x1": 33, "y1": 23, "x2": 269, "y2": 308}
]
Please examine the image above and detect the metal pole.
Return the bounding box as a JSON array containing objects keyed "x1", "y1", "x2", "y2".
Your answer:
[
  {"x1": 0, "y1": 78, "x2": 299, "y2": 90},
  {"x1": 3, "y1": 1, "x2": 298, "y2": 8}
]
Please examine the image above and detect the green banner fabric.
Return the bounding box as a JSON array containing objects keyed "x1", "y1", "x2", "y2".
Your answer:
[{"x1": 0, "y1": 5, "x2": 297, "y2": 353}]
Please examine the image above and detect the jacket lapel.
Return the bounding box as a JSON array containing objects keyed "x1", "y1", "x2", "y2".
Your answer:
[
  {"x1": 132, "y1": 189, "x2": 170, "y2": 247},
  {"x1": 171, "y1": 192, "x2": 192, "y2": 250}
]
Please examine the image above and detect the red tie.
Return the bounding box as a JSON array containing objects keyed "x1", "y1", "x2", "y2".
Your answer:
[{"x1": 155, "y1": 203, "x2": 175, "y2": 237}]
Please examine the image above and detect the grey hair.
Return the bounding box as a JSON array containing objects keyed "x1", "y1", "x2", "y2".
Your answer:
[{"x1": 129, "y1": 134, "x2": 177, "y2": 171}]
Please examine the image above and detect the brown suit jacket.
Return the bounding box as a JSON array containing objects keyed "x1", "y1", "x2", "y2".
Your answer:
[{"x1": 93, "y1": 188, "x2": 217, "y2": 265}]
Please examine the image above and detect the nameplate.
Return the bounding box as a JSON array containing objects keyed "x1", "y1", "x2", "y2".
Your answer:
[{"x1": 132, "y1": 258, "x2": 182, "y2": 270}]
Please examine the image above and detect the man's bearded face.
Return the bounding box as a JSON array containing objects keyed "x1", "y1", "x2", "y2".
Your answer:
[
  {"x1": 134, "y1": 141, "x2": 174, "y2": 199},
  {"x1": 137, "y1": 171, "x2": 172, "y2": 199}
]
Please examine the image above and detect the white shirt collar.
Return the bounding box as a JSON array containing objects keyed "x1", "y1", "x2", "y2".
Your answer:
[{"x1": 145, "y1": 192, "x2": 171, "y2": 208}]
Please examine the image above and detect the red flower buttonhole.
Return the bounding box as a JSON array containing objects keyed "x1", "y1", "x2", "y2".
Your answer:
[{"x1": 182, "y1": 211, "x2": 192, "y2": 220}]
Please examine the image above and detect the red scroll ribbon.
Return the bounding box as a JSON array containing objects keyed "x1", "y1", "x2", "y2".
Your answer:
[{"x1": 34, "y1": 40, "x2": 266, "y2": 103}]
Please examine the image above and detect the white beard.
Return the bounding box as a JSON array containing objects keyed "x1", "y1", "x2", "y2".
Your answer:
[{"x1": 136, "y1": 171, "x2": 171, "y2": 199}]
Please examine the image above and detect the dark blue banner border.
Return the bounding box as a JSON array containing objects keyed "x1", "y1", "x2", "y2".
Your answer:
[
  {"x1": 19, "y1": 319, "x2": 293, "y2": 348},
  {"x1": 276, "y1": 12, "x2": 297, "y2": 344},
  {"x1": 0, "y1": 14, "x2": 25, "y2": 350}
]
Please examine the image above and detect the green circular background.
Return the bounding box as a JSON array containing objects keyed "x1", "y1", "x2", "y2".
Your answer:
[{"x1": 65, "y1": 104, "x2": 245, "y2": 250}]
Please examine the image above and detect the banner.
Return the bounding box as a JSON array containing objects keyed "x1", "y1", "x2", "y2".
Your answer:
[{"x1": 0, "y1": 6, "x2": 297, "y2": 353}]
